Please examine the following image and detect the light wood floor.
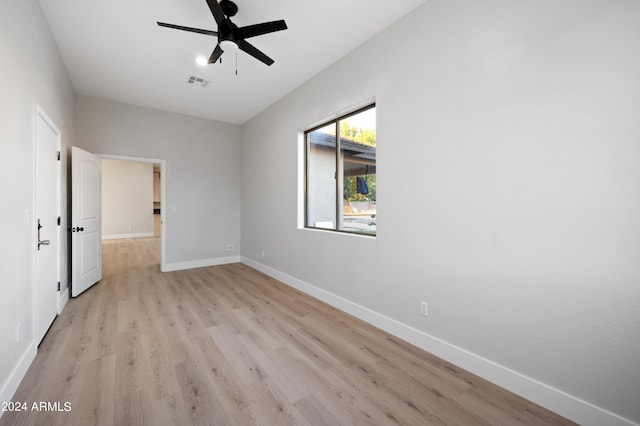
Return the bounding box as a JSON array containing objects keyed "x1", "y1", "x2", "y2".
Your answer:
[{"x1": 2, "y1": 238, "x2": 575, "y2": 425}]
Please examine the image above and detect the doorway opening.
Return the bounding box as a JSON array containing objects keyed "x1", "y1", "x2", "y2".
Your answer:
[{"x1": 99, "y1": 154, "x2": 166, "y2": 270}]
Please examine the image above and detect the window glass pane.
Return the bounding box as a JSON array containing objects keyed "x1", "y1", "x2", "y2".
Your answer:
[
  {"x1": 304, "y1": 104, "x2": 376, "y2": 236},
  {"x1": 339, "y1": 108, "x2": 376, "y2": 234},
  {"x1": 306, "y1": 123, "x2": 337, "y2": 230}
]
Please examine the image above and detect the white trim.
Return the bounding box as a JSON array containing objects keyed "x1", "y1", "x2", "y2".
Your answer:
[
  {"x1": 297, "y1": 131, "x2": 305, "y2": 229},
  {"x1": 33, "y1": 104, "x2": 62, "y2": 346},
  {"x1": 304, "y1": 97, "x2": 376, "y2": 131},
  {"x1": 102, "y1": 232, "x2": 155, "y2": 240},
  {"x1": 0, "y1": 340, "x2": 37, "y2": 419},
  {"x1": 57, "y1": 286, "x2": 69, "y2": 314},
  {"x1": 98, "y1": 154, "x2": 167, "y2": 271},
  {"x1": 241, "y1": 256, "x2": 638, "y2": 426},
  {"x1": 163, "y1": 256, "x2": 241, "y2": 272}
]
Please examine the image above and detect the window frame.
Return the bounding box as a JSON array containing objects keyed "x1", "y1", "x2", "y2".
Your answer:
[{"x1": 303, "y1": 103, "x2": 377, "y2": 237}]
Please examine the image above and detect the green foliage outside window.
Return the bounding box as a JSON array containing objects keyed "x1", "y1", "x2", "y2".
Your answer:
[{"x1": 340, "y1": 121, "x2": 376, "y2": 147}]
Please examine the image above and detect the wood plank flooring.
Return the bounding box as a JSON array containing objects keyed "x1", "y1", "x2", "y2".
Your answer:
[{"x1": 1, "y1": 238, "x2": 575, "y2": 425}]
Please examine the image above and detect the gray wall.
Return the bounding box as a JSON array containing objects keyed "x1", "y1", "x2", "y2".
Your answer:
[
  {"x1": 241, "y1": 0, "x2": 640, "y2": 424},
  {"x1": 102, "y1": 159, "x2": 154, "y2": 238},
  {"x1": 0, "y1": 0, "x2": 75, "y2": 405},
  {"x1": 75, "y1": 96, "x2": 242, "y2": 269}
]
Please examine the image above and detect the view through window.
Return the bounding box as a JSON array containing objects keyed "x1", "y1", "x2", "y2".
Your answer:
[{"x1": 305, "y1": 105, "x2": 376, "y2": 235}]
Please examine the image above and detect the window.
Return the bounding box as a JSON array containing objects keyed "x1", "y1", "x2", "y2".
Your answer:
[{"x1": 305, "y1": 104, "x2": 376, "y2": 236}]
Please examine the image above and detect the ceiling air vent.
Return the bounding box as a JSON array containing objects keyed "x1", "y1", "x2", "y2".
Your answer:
[{"x1": 188, "y1": 76, "x2": 210, "y2": 88}]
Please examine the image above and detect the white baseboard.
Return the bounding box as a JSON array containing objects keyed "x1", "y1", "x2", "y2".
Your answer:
[
  {"x1": 0, "y1": 340, "x2": 37, "y2": 418},
  {"x1": 102, "y1": 232, "x2": 155, "y2": 240},
  {"x1": 162, "y1": 255, "x2": 241, "y2": 272},
  {"x1": 241, "y1": 256, "x2": 637, "y2": 426},
  {"x1": 57, "y1": 286, "x2": 69, "y2": 314}
]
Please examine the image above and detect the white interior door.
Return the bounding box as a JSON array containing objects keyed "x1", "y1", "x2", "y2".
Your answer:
[
  {"x1": 72, "y1": 146, "x2": 102, "y2": 297},
  {"x1": 35, "y1": 107, "x2": 60, "y2": 344}
]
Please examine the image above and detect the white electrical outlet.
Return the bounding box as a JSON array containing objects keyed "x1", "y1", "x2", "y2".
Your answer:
[
  {"x1": 420, "y1": 301, "x2": 429, "y2": 317},
  {"x1": 226, "y1": 244, "x2": 233, "y2": 251},
  {"x1": 16, "y1": 323, "x2": 21, "y2": 342},
  {"x1": 261, "y1": 250, "x2": 265, "y2": 257}
]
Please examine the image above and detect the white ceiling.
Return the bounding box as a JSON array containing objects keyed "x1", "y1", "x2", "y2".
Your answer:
[{"x1": 38, "y1": 0, "x2": 425, "y2": 124}]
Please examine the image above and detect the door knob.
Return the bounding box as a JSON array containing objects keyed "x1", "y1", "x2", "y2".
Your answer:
[{"x1": 38, "y1": 239, "x2": 50, "y2": 250}]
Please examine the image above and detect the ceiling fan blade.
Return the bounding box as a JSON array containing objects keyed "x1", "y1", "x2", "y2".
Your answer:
[
  {"x1": 238, "y1": 20, "x2": 288, "y2": 39},
  {"x1": 208, "y1": 44, "x2": 224, "y2": 64},
  {"x1": 206, "y1": 0, "x2": 226, "y2": 25},
  {"x1": 157, "y1": 22, "x2": 218, "y2": 37},
  {"x1": 238, "y1": 40, "x2": 274, "y2": 66}
]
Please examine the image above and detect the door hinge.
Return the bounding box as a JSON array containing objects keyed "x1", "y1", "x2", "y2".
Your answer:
[
  {"x1": 57, "y1": 151, "x2": 61, "y2": 161},
  {"x1": 57, "y1": 282, "x2": 61, "y2": 291},
  {"x1": 57, "y1": 216, "x2": 61, "y2": 226}
]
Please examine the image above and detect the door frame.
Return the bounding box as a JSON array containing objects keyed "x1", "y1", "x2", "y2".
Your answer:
[
  {"x1": 33, "y1": 105, "x2": 63, "y2": 343},
  {"x1": 99, "y1": 154, "x2": 167, "y2": 270}
]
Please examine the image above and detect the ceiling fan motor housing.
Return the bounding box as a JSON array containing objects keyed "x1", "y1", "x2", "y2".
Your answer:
[
  {"x1": 220, "y1": 0, "x2": 238, "y2": 17},
  {"x1": 219, "y1": 20, "x2": 238, "y2": 44}
]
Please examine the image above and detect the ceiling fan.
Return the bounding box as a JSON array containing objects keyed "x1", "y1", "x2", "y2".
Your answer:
[{"x1": 157, "y1": 0, "x2": 287, "y2": 66}]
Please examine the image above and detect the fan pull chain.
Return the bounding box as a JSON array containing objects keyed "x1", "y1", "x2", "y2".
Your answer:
[{"x1": 235, "y1": 50, "x2": 238, "y2": 76}]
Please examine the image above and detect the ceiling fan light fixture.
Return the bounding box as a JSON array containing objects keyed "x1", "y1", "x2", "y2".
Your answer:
[
  {"x1": 195, "y1": 56, "x2": 208, "y2": 66},
  {"x1": 219, "y1": 39, "x2": 238, "y2": 52}
]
